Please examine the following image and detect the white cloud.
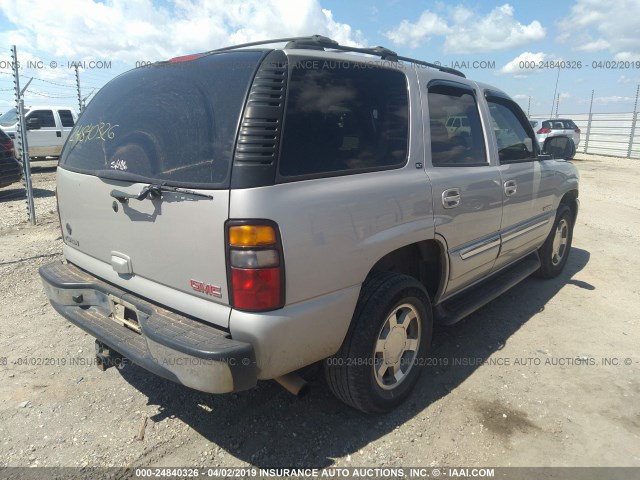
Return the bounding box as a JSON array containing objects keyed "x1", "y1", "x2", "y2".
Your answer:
[
  {"x1": 578, "y1": 39, "x2": 611, "y2": 52},
  {"x1": 0, "y1": 0, "x2": 364, "y2": 64},
  {"x1": 617, "y1": 74, "x2": 640, "y2": 84},
  {"x1": 385, "y1": 11, "x2": 450, "y2": 49},
  {"x1": 385, "y1": 3, "x2": 545, "y2": 54},
  {"x1": 500, "y1": 52, "x2": 549, "y2": 76},
  {"x1": 593, "y1": 95, "x2": 636, "y2": 104},
  {"x1": 558, "y1": 0, "x2": 640, "y2": 58},
  {"x1": 614, "y1": 52, "x2": 640, "y2": 61}
]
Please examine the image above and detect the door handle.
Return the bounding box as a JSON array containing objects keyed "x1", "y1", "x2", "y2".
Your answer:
[
  {"x1": 442, "y1": 188, "x2": 461, "y2": 209},
  {"x1": 56, "y1": 131, "x2": 62, "y2": 137},
  {"x1": 504, "y1": 180, "x2": 517, "y2": 196}
]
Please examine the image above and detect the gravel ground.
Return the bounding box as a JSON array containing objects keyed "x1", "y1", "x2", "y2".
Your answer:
[{"x1": 0, "y1": 154, "x2": 638, "y2": 470}]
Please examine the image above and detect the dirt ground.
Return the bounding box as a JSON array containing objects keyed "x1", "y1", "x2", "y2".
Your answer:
[{"x1": 0, "y1": 154, "x2": 638, "y2": 469}]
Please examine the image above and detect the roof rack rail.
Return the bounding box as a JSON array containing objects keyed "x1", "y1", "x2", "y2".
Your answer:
[{"x1": 207, "y1": 35, "x2": 465, "y2": 78}]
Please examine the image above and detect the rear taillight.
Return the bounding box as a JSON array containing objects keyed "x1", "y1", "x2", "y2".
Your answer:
[
  {"x1": 574, "y1": 127, "x2": 581, "y2": 133},
  {"x1": 537, "y1": 128, "x2": 552, "y2": 134},
  {"x1": 0, "y1": 138, "x2": 13, "y2": 157},
  {"x1": 226, "y1": 222, "x2": 284, "y2": 311}
]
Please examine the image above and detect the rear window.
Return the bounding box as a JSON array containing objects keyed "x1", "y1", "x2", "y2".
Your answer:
[
  {"x1": 0, "y1": 108, "x2": 21, "y2": 127},
  {"x1": 60, "y1": 51, "x2": 264, "y2": 188},
  {"x1": 28, "y1": 110, "x2": 56, "y2": 127},
  {"x1": 58, "y1": 110, "x2": 75, "y2": 127},
  {"x1": 279, "y1": 61, "x2": 408, "y2": 178},
  {"x1": 542, "y1": 120, "x2": 565, "y2": 130}
]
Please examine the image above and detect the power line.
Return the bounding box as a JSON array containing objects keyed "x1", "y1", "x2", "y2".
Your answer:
[
  {"x1": 25, "y1": 89, "x2": 78, "y2": 98},
  {"x1": 31, "y1": 77, "x2": 76, "y2": 88}
]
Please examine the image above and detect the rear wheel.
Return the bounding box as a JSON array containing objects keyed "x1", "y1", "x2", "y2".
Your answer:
[
  {"x1": 535, "y1": 203, "x2": 574, "y2": 278},
  {"x1": 325, "y1": 272, "x2": 432, "y2": 414}
]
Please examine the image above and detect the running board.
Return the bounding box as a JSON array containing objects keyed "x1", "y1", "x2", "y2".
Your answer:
[{"x1": 434, "y1": 252, "x2": 541, "y2": 325}]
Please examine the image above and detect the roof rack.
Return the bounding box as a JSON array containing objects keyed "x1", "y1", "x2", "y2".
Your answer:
[{"x1": 208, "y1": 34, "x2": 465, "y2": 78}]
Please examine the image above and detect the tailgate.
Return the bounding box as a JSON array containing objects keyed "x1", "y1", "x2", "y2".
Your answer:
[
  {"x1": 57, "y1": 168, "x2": 231, "y2": 326},
  {"x1": 54, "y1": 51, "x2": 266, "y2": 328}
]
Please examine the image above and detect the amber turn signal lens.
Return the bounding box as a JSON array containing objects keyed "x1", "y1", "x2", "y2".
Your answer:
[{"x1": 229, "y1": 225, "x2": 276, "y2": 246}]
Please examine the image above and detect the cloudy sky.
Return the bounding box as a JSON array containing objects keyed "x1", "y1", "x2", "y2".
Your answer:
[{"x1": 1, "y1": 0, "x2": 639, "y2": 114}]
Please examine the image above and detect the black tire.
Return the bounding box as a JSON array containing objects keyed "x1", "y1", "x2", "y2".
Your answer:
[
  {"x1": 324, "y1": 272, "x2": 433, "y2": 414},
  {"x1": 535, "y1": 203, "x2": 574, "y2": 278}
]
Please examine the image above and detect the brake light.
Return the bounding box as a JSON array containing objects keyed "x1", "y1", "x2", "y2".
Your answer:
[
  {"x1": 168, "y1": 53, "x2": 203, "y2": 63},
  {"x1": 574, "y1": 127, "x2": 581, "y2": 133},
  {"x1": 0, "y1": 137, "x2": 14, "y2": 157},
  {"x1": 227, "y1": 222, "x2": 284, "y2": 311},
  {"x1": 537, "y1": 128, "x2": 552, "y2": 134}
]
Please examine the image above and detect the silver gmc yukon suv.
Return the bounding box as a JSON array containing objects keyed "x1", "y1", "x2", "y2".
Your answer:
[{"x1": 40, "y1": 36, "x2": 579, "y2": 414}]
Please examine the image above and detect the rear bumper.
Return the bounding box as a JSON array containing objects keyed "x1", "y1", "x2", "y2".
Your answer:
[{"x1": 39, "y1": 261, "x2": 257, "y2": 393}]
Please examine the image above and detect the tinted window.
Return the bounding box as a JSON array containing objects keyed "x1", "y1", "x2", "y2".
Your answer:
[
  {"x1": 60, "y1": 51, "x2": 263, "y2": 187},
  {"x1": 28, "y1": 110, "x2": 55, "y2": 127},
  {"x1": 561, "y1": 120, "x2": 577, "y2": 129},
  {"x1": 58, "y1": 110, "x2": 75, "y2": 127},
  {"x1": 487, "y1": 98, "x2": 536, "y2": 162},
  {"x1": 428, "y1": 84, "x2": 486, "y2": 166},
  {"x1": 0, "y1": 108, "x2": 20, "y2": 127},
  {"x1": 279, "y1": 63, "x2": 408, "y2": 177}
]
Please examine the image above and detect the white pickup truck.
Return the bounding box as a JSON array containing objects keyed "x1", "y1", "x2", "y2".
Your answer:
[{"x1": 0, "y1": 106, "x2": 77, "y2": 159}]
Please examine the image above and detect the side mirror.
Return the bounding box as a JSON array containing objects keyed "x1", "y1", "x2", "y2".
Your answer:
[
  {"x1": 26, "y1": 117, "x2": 41, "y2": 130},
  {"x1": 541, "y1": 135, "x2": 576, "y2": 160}
]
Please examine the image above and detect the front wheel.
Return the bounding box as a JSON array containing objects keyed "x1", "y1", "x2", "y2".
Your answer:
[
  {"x1": 324, "y1": 273, "x2": 433, "y2": 414},
  {"x1": 535, "y1": 204, "x2": 574, "y2": 278}
]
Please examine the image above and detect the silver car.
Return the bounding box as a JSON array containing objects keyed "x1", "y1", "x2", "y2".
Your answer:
[
  {"x1": 39, "y1": 35, "x2": 579, "y2": 414},
  {"x1": 530, "y1": 118, "x2": 581, "y2": 155}
]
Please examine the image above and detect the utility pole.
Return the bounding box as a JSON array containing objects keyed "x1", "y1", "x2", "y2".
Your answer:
[
  {"x1": 584, "y1": 90, "x2": 594, "y2": 154},
  {"x1": 527, "y1": 96, "x2": 531, "y2": 117},
  {"x1": 81, "y1": 88, "x2": 95, "y2": 111},
  {"x1": 11, "y1": 45, "x2": 36, "y2": 225},
  {"x1": 550, "y1": 68, "x2": 560, "y2": 118},
  {"x1": 75, "y1": 64, "x2": 82, "y2": 113},
  {"x1": 555, "y1": 92, "x2": 560, "y2": 118},
  {"x1": 628, "y1": 84, "x2": 639, "y2": 159}
]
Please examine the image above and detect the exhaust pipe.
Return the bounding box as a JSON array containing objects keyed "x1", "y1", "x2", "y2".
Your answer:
[{"x1": 275, "y1": 373, "x2": 309, "y2": 397}]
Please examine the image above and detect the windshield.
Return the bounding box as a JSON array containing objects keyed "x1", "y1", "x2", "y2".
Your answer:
[
  {"x1": 0, "y1": 108, "x2": 27, "y2": 127},
  {"x1": 59, "y1": 50, "x2": 264, "y2": 188}
]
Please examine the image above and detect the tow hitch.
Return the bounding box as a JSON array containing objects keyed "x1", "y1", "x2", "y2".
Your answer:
[{"x1": 95, "y1": 340, "x2": 126, "y2": 371}]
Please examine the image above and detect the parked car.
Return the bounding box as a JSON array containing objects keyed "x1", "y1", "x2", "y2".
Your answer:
[
  {"x1": 530, "y1": 118, "x2": 581, "y2": 156},
  {"x1": 445, "y1": 115, "x2": 471, "y2": 136},
  {"x1": 0, "y1": 106, "x2": 77, "y2": 159},
  {"x1": 39, "y1": 35, "x2": 579, "y2": 414},
  {"x1": 0, "y1": 128, "x2": 21, "y2": 188}
]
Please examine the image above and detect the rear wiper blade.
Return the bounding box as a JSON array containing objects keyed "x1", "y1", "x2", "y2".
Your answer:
[{"x1": 110, "y1": 183, "x2": 213, "y2": 202}]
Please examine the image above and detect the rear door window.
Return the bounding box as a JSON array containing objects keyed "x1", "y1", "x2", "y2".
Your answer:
[
  {"x1": 427, "y1": 83, "x2": 487, "y2": 166},
  {"x1": 60, "y1": 51, "x2": 264, "y2": 188},
  {"x1": 58, "y1": 110, "x2": 75, "y2": 127},
  {"x1": 278, "y1": 62, "x2": 408, "y2": 178},
  {"x1": 28, "y1": 110, "x2": 56, "y2": 127}
]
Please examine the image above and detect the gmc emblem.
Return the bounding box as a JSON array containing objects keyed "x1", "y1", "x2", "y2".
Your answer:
[{"x1": 190, "y1": 280, "x2": 222, "y2": 298}]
